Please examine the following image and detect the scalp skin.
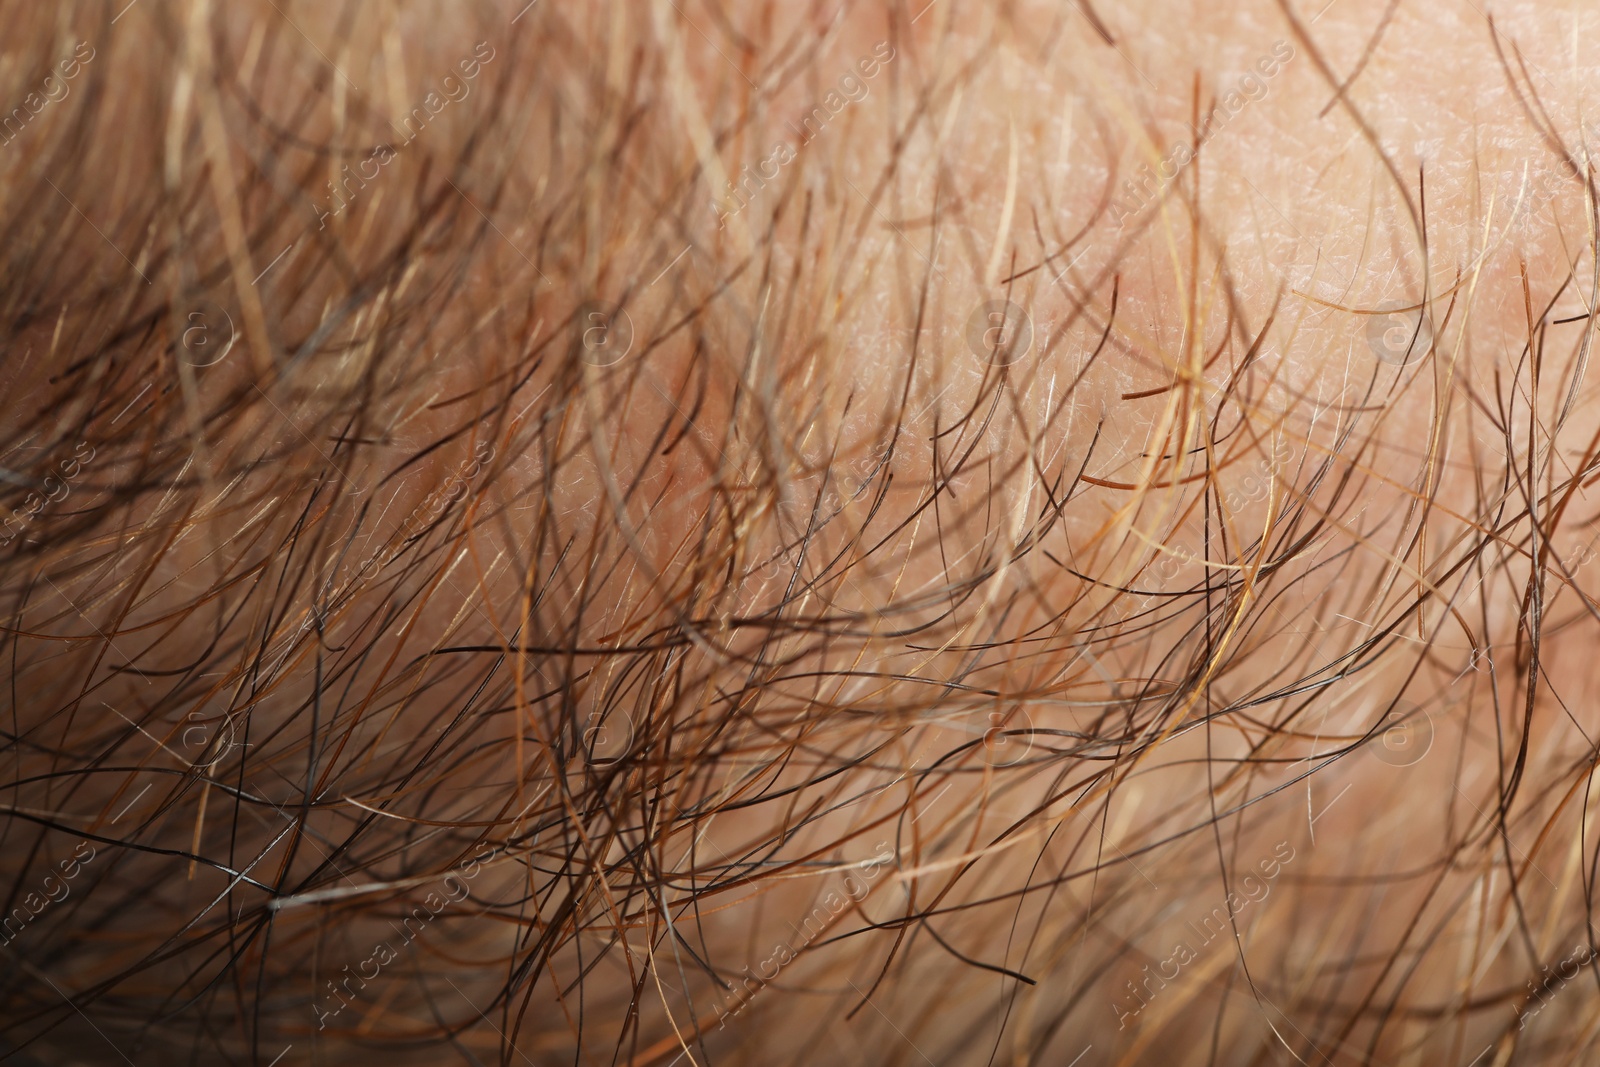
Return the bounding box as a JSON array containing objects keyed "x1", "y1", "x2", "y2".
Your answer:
[{"x1": 3, "y1": 2, "x2": 1600, "y2": 1066}]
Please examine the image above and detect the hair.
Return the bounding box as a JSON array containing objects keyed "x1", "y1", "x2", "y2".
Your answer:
[{"x1": 3, "y1": 1, "x2": 1600, "y2": 1065}]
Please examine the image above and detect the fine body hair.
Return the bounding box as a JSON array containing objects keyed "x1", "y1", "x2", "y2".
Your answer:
[{"x1": 4, "y1": 1, "x2": 1600, "y2": 1065}]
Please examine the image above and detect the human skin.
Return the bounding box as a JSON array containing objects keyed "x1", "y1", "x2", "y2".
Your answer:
[{"x1": 2, "y1": 1, "x2": 1600, "y2": 1065}]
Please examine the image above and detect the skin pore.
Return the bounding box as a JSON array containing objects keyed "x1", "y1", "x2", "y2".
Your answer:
[{"x1": 4, "y1": 1, "x2": 1600, "y2": 1064}]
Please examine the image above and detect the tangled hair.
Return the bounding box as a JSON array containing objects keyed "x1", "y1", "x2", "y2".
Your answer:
[{"x1": 6, "y1": 0, "x2": 1600, "y2": 1063}]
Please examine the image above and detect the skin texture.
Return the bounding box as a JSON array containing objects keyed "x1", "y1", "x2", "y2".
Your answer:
[{"x1": 4, "y1": 1, "x2": 1600, "y2": 1065}]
